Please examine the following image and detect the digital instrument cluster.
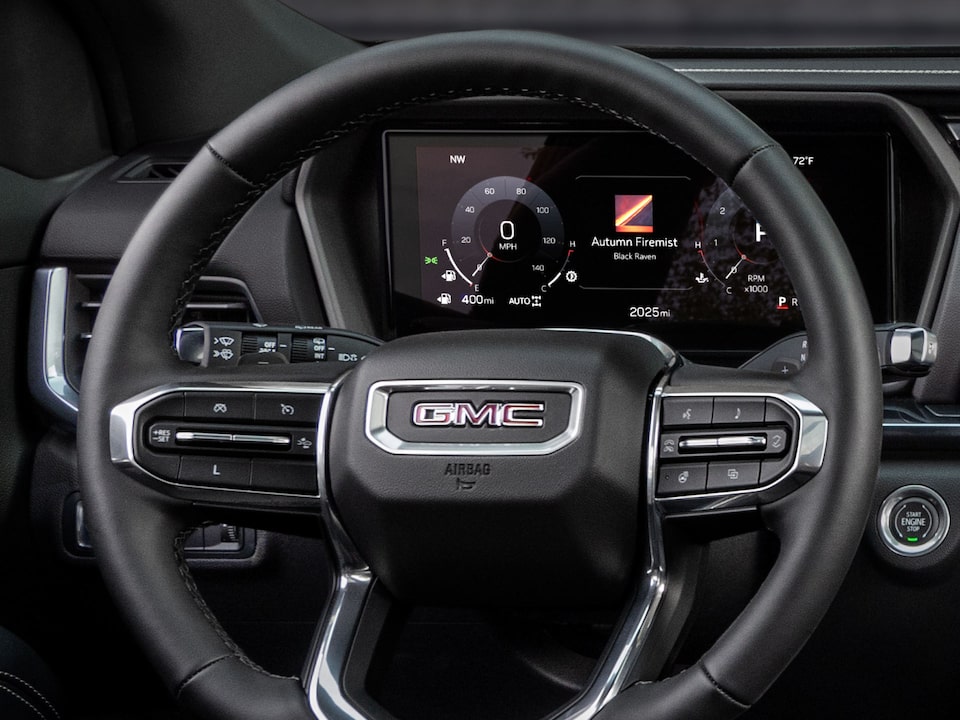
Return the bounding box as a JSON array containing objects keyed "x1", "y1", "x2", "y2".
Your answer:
[{"x1": 385, "y1": 131, "x2": 891, "y2": 353}]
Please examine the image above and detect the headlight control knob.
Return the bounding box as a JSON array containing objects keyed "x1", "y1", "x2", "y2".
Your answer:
[{"x1": 878, "y1": 485, "x2": 950, "y2": 556}]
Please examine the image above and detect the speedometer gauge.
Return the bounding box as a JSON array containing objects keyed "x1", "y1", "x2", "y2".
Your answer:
[{"x1": 446, "y1": 176, "x2": 569, "y2": 301}]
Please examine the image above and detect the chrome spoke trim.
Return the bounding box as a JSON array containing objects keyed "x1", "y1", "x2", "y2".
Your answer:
[
  {"x1": 304, "y1": 568, "x2": 375, "y2": 720},
  {"x1": 547, "y1": 366, "x2": 677, "y2": 720},
  {"x1": 306, "y1": 377, "x2": 377, "y2": 720}
]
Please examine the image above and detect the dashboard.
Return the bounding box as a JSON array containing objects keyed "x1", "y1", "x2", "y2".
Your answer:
[
  {"x1": 12, "y1": 6, "x2": 960, "y2": 718},
  {"x1": 386, "y1": 129, "x2": 891, "y2": 354}
]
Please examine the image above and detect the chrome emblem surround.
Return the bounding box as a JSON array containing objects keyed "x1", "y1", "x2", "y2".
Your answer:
[{"x1": 366, "y1": 380, "x2": 584, "y2": 456}]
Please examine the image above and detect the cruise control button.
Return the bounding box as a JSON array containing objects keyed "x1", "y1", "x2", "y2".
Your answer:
[
  {"x1": 147, "y1": 422, "x2": 179, "y2": 449},
  {"x1": 657, "y1": 464, "x2": 707, "y2": 496},
  {"x1": 662, "y1": 397, "x2": 713, "y2": 426},
  {"x1": 713, "y1": 397, "x2": 765, "y2": 424},
  {"x1": 254, "y1": 393, "x2": 323, "y2": 423},
  {"x1": 179, "y1": 457, "x2": 251, "y2": 489},
  {"x1": 707, "y1": 461, "x2": 760, "y2": 491},
  {"x1": 184, "y1": 392, "x2": 254, "y2": 420},
  {"x1": 251, "y1": 460, "x2": 318, "y2": 494}
]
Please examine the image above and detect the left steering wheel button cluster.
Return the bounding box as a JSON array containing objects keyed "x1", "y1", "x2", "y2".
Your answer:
[{"x1": 127, "y1": 388, "x2": 324, "y2": 495}]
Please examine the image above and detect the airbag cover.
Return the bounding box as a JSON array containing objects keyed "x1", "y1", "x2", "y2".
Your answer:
[{"x1": 328, "y1": 329, "x2": 672, "y2": 607}]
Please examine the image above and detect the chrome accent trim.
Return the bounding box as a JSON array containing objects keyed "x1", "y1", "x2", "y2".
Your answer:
[
  {"x1": 548, "y1": 371, "x2": 675, "y2": 720},
  {"x1": 173, "y1": 431, "x2": 291, "y2": 447},
  {"x1": 678, "y1": 66, "x2": 960, "y2": 76},
  {"x1": 884, "y1": 421, "x2": 960, "y2": 430},
  {"x1": 305, "y1": 569, "x2": 375, "y2": 720},
  {"x1": 716, "y1": 435, "x2": 766, "y2": 449},
  {"x1": 679, "y1": 437, "x2": 719, "y2": 450},
  {"x1": 174, "y1": 325, "x2": 205, "y2": 364},
  {"x1": 75, "y1": 501, "x2": 92, "y2": 550},
  {"x1": 229, "y1": 433, "x2": 292, "y2": 446},
  {"x1": 366, "y1": 380, "x2": 584, "y2": 457},
  {"x1": 29, "y1": 267, "x2": 80, "y2": 424},
  {"x1": 878, "y1": 485, "x2": 951, "y2": 557},
  {"x1": 175, "y1": 431, "x2": 233, "y2": 443},
  {"x1": 306, "y1": 376, "x2": 376, "y2": 720},
  {"x1": 110, "y1": 382, "x2": 327, "y2": 498},
  {"x1": 656, "y1": 391, "x2": 828, "y2": 515}
]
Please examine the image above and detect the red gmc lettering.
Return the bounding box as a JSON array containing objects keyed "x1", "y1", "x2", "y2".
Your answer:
[
  {"x1": 502, "y1": 403, "x2": 546, "y2": 427},
  {"x1": 411, "y1": 402, "x2": 455, "y2": 426},
  {"x1": 454, "y1": 403, "x2": 502, "y2": 427},
  {"x1": 411, "y1": 401, "x2": 545, "y2": 428}
]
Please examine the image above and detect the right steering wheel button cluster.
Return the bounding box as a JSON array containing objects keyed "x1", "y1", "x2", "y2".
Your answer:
[{"x1": 656, "y1": 395, "x2": 799, "y2": 497}]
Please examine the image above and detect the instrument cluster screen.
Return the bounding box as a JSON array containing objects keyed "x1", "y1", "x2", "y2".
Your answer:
[{"x1": 385, "y1": 131, "x2": 891, "y2": 353}]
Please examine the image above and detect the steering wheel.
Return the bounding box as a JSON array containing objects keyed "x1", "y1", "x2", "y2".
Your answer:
[{"x1": 78, "y1": 31, "x2": 881, "y2": 720}]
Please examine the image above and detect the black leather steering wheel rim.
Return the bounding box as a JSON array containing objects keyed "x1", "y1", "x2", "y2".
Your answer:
[{"x1": 77, "y1": 30, "x2": 882, "y2": 720}]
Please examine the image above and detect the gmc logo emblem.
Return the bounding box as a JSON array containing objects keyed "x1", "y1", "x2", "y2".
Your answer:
[{"x1": 412, "y1": 401, "x2": 545, "y2": 428}]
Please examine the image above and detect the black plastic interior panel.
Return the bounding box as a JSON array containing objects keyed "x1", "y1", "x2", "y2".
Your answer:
[
  {"x1": 0, "y1": 161, "x2": 112, "y2": 269},
  {"x1": 0, "y1": 268, "x2": 31, "y2": 538},
  {"x1": 42, "y1": 148, "x2": 325, "y2": 327},
  {"x1": 0, "y1": 0, "x2": 112, "y2": 179},
  {"x1": 83, "y1": 0, "x2": 360, "y2": 149},
  {"x1": 742, "y1": 457, "x2": 960, "y2": 718}
]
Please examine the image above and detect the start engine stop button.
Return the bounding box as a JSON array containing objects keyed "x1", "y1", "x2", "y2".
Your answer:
[
  {"x1": 891, "y1": 498, "x2": 938, "y2": 545},
  {"x1": 879, "y1": 485, "x2": 950, "y2": 557}
]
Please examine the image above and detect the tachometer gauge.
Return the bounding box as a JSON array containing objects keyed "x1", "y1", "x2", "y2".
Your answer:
[
  {"x1": 697, "y1": 186, "x2": 796, "y2": 311},
  {"x1": 445, "y1": 176, "x2": 569, "y2": 303}
]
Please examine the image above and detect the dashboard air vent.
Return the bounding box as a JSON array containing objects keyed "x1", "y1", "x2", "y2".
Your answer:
[
  {"x1": 29, "y1": 268, "x2": 258, "y2": 423},
  {"x1": 69, "y1": 274, "x2": 256, "y2": 378},
  {"x1": 119, "y1": 159, "x2": 189, "y2": 182}
]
